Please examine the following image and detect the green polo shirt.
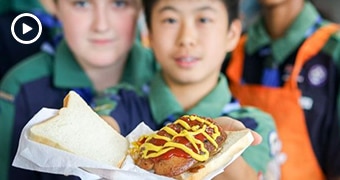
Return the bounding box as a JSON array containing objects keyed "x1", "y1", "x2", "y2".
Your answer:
[
  {"x1": 148, "y1": 73, "x2": 278, "y2": 174},
  {"x1": 0, "y1": 39, "x2": 158, "y2": 180}
]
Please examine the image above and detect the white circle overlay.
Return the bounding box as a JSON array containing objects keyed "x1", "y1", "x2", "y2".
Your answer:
[{"x1": 11, "y1": 13, "x2": 42, "y2": 45}]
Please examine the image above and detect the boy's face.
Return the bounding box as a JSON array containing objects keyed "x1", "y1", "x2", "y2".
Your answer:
[
  {"x1": 149, "y1": 0, "x2": 241, "y2": 86},
  {"x1": 55, "y1": 0, "x2": 139, "y2": 69}
]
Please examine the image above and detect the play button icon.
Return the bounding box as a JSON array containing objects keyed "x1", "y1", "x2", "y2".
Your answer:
[
  {"x1": 23, "y1": 23, "x2": 33, "y2": 35},
  {"x1": 11, "y1": 13, "x2": 42, "y2": 44}
]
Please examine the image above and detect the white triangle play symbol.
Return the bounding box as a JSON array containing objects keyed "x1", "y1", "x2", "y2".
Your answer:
[{"x1": 22, "y1": 23, "x2": 32, "y2": 35}]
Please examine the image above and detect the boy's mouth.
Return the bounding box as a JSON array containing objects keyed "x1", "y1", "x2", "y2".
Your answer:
[
  {"x1": 174, "y1": 56, "x2": 200, "y2": 68},
  {"x1": 91, "y1": 38, "x2": 114, "y2": 45}
]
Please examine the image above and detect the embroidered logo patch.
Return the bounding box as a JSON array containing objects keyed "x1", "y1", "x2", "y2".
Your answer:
[{"x1": 308, "y1": 65, "x2": 327, "y2": 86}]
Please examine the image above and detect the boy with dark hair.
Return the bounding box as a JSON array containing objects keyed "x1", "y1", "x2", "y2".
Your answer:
[
  {"x1": 97, "y1": 0, "x2": 281, "y2": 179},
  {"x1": 223, "y1": 0, "x2": 340, "y2": 179}
]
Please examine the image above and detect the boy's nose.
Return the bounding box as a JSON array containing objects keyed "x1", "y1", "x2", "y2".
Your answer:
[
  {"x1": 93, "y1": 8, "x2": 109, "y2": 33},
  {"x1": 177, "y1": 22, "x2": 197, "y2": 47}
]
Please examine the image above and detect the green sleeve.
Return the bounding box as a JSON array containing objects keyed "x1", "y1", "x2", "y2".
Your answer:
[
  {"x1": 228, "y1": 107, "x2": 281, "y2": 176},
  {"x1": 0, "y1": 84, "x2": 17, "y2": 180}
]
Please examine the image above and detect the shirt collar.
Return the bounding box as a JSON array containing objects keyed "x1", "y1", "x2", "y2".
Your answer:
[
  {"x1": 149, "y1": 73, "x2": 232, "y2": 125},
  {"x1": 54, "y1": 40, "x2": 93, "y2": 89},
  {"x1": 246, "y1": 2, "x2": 321, "y2": 64}
]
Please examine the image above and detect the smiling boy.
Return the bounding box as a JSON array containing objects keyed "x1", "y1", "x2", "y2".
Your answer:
[{"x1": 97, "y1": 0, "x2": 281, "y2": 179}]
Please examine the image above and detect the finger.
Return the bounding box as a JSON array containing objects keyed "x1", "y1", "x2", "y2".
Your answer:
[
  {"x1": 101, "y1": 115, "x2": 121, "y2": 132},
  {"x1": 250, "y1": 131, "x2": 262, "y2": 145}
]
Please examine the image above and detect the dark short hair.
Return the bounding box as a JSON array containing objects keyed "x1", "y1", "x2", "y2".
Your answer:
[{"x1": 142, "y1": 0, "x2": 239, "y2": 30}]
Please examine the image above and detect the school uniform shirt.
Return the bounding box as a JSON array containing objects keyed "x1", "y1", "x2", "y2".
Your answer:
[
  {"x1": 103, "y1": 73, "x2": 280, "y2": 176},
  {"x1": 223, "y1": 2, "x2": 340, "y2": 179},
  {"x1": 0, "y1": 40, "x2": 158, "y2": 180}
]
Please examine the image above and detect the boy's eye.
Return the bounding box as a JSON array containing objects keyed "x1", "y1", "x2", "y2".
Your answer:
[
  {"x1": 112, "y1": 0, "x2": 128, "y2": 8},
  {"x1": 198, "y1": 17, "x2": 211, "y2": 23},
  {"x1": 73, "y1": 0, "x2": 90, "y2": 8},
  {"x1": 163, "y1": 18, "x2": 177, "y2": 24}
]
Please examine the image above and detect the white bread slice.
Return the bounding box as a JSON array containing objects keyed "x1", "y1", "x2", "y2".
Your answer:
[
  {"x1": 28, "y1": 91, "x2": 128, "y2": 168},
  {"x1": 179, "y1": 129, "x2": 254, "y2": 180}
]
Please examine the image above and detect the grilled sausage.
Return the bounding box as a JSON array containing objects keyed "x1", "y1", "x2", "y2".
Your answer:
[{"x1": 131, "y1": 115, "x2": 227, "y2": 178}]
